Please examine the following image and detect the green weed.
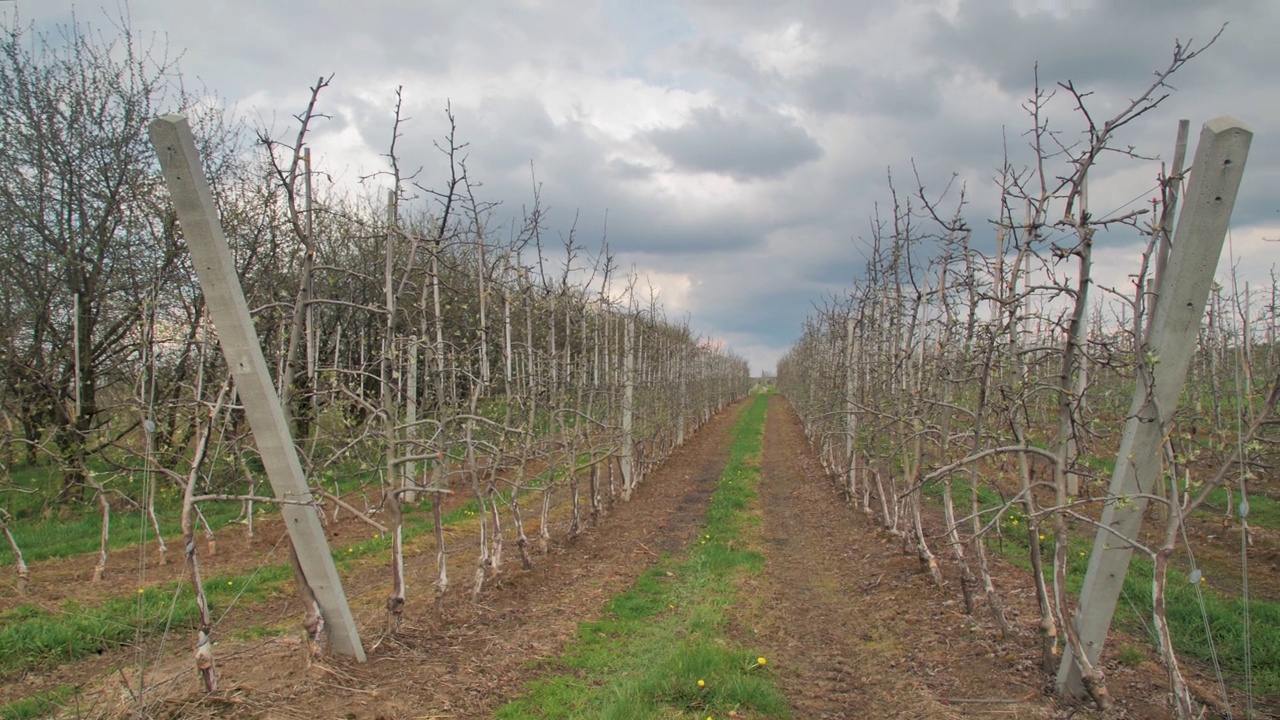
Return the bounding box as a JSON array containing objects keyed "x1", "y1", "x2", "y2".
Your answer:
[
  {"x1": 0, "y1": 685, "x2": 78, "y2": 720},
  {"x1": 0, "y1": 463, "x2": 383, "y2": 568},
  {"x1": 923, "y1": 473, "x2": 1280, "y2": 694},
  {"x1": 1195, "y1": 487, "x2": 1279, "y2": 529},
  {"x1": 1116, "y1": 643, "x2": 1146, "y2": 667},
  {"x1": 497, "y1": 395, "x2": 787, "y2": 719},
  {"x1": 0, "y1": 564, "x2": 291, "y2": 677}
]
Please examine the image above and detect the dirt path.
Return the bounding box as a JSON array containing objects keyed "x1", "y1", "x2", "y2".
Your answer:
[
  {"x1": 11, "y1": 394, "x2": 1259, "y2": 718},
  {"x1": 733, "y1": 395, "x2": 1059, "y2": 719},
  {"x1": 52, "y1": 400, "x2": 746, "y2": 718}
]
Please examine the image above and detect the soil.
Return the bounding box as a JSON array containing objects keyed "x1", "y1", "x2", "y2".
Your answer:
[
  {"x1": 734, "y1": 396, "x2": 1274, "y2": 720},
  {"x1": 0, "y1": 395, "x2": 1272, "y2": 719}
]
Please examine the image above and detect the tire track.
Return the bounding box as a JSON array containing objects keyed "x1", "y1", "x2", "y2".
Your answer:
[{"x1": 745, "y1": 395, "x2": 962, "y2": 719}]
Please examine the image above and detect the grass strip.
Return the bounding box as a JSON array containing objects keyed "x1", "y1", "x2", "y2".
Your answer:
[
  {"x1": 0, "y1": 494, "x2": 246, "y2": 568},
  {"x1": 497, "y1": 394, "x2": 788, "y2": 720},
  {"x1": 924, "y1": 480, "x2": 1280, "y2": 695},
  {"x1": 0, "y1": 440, "x2": 601, "y2": 679},
  {"x1": 0, "y1": 464, "x2": 388, "y2": 568},
  {"x1": 1195, "y1": 487, "x2": 1279, "y2": 529},
  {"x1": 1, "y1": 439, "x2": 595, "y2": 570},
  {"x1": 0, "y1": 487, "x2": 489, "y2": 678},
  {"x1": 0, "y1": 563, "x2": 292, "y2": 677},
  {"x1": 0, "y1": 685, "x2": 78, "y2": 720}
]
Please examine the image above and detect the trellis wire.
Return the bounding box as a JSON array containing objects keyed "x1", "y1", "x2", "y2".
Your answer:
[
  {"x1": 134, "y1": 297, "x2": 161, "y2": 706},
  {"x1": 1227, "y1": 227, "x2": 1254, "y2": 717},
  {"x1": 1179, "y1": 520, "x2": 1232, "y2": 717}
]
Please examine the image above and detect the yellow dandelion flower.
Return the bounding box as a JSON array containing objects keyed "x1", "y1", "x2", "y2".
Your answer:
[
  {"x1": 348, "y1": 547, "x2": 354, "y2": 553},
  {"x1": 697, "y1": 679, "x2": 705, "y2": 688},
  {"x1": 1039, "y1": 534, "x2": 1046, "y2": 541},
  {"x1": 138, "y1": 588, "x2": 145, "y2": 594},
  {"x1": 757, "y1": 656, "x2": 767, "y2": 666},
  {"x1": 227, "y1": 581, "x2": 233, "y2": 586}
]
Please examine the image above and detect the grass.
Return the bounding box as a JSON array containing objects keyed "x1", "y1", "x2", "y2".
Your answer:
[
  {"x1": 0, "y1": 685, "x2": 78, "y2": 720},
  {"x1": 1116, "y1": 643, "x2": 1146, "y2": 667},
  {"x1": 228, "y1": 623, "x2": 291, "y2": 641},
  {"x1": 0, "y1": 492, "x2": 468, "y2": 679},
  {"x1": 922, "y1": 476, "x2": 1280, "y2": 695},
  {"x1": 1079, "y1": 454, "x2": 1116, "y2": 476},
  {"x1": 0, "y1": 461, "x2": 384, "y2": 568},
  {"x1": 0, "y1": 562, "x2": 293, "y2": 677},
  {"x1": 0, "y1": 500, "x2": 239, "y2": 568},
  {"x1": 1155, "y1": 571, "x2": 1280, "y2": 695},
  {"x1": 496, "y1": 394, "x2": 788, "y2": 720},
  {"x1": 0, "y1": 417, "x2": 598, "y2": 680},
  {"x1": 0, "y1": 450, "x2": 563, "y2": 680},
  {"x1": 1195, "y1": 486, "x2": 1280, "y2": 529},
  {"x1": 0, "y1": 424, "x2": 600, "y2": 571}
]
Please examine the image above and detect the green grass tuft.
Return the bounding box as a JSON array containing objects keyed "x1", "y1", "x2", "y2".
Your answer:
[
  {"x1": 936, "y1": 484, "x2": 1280, "y2": 695},
  {"x1": 497, "y1": 395, "x2": 788, "y2": 719},
  {"x1": 0, "y1": 564, "x2": 292, "y2": 677},
  {"x1": 1195, "y1": 487, "x2": 1280, "y2": 530},
  {"x1": 1116, "y1": 643, "x2": 1146, "y2": 667},
  {"x1": 0, "y1": 685, "x2": 78, "y2": 720}
]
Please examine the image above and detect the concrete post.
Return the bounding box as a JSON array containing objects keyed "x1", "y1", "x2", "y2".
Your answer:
[
  {"x1": 148, "y1": 115, "x2": 366, "y2": 661},
  {"x1": 1057, "y1": 116, "x2": 1251, "y2": 695}
]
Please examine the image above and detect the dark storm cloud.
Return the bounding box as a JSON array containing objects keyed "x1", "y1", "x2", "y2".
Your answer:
[
  {"x1": 325, "y1": 88, "x2": 773, "y2": 261},
  {"x1": 661, "y1": 39, "x2": 774, "y2": 91},
  {"x1": 697, "y1": 270, "x2": 838, "y2": 348},
  {"x1": 608, "y1": 216, "x2": 767, "y2": 256},
  {"x1": 796, "y1": 64, "x2": 942, "y2": 117},
  {"x1": 22, "y1": 0, "x2": 624, "y2": 113},
  {"x1": 916, "y1": 0, "x2": 1280, "y2": 235},
  {"x1": 647, "y1": 103, "x2": 823, "y2": 180},
  {"x1": 14, "y1": 0, "x2": 1279, "y2": 373},
  {"x1": 924, "y1": 0, "x2": 1271, "y2": 94},
  {"x1": 608, "y1": 158, "x2": 656, "y2": 180}
]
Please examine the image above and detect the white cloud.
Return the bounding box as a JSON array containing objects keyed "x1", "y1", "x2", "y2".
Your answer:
[
  {"x1": 12, "y1": 0, "x2": 1278, "y2": 374},
  {"x1": 632, "y1": 269, "x2": 697, "y2": 315},
  {"x1": 1221, "y1": 222, "x2": 1280, "y2": 289},
  {"x1": 741, "y1": 22, "x2": 822, "y2": 78}
]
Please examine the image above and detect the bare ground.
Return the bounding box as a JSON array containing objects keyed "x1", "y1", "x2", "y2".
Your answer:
[
  {"x1": 732, "y1": 395, "x2": 1273, "y2": 720},
  {"x1": 8, "y1": 400, "x2": 744, "y2": 719},
  {"x1": 1, "y1": 395, "x2": 1274, "y2": 718},
  {"x1": 730, "y1": 395, "x2": 1053, "y2": 719}
]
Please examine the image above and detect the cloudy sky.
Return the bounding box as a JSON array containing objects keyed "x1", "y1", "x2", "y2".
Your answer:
[{"x1": 9, "y1": 0, "x2": 1278, "y2": 373}]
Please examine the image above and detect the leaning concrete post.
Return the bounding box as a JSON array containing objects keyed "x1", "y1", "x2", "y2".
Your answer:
[
  {"x1": 1057, "y1": 116, "x2": 1250, "y2": 697},
  {"x1": 149, "y1": 115, "x2": 366, "y2": 662}
]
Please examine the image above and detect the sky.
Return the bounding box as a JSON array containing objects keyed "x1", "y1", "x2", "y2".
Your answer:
[{"x1": 7, "y1": 0, "x2": 1278, "y2": 374}]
